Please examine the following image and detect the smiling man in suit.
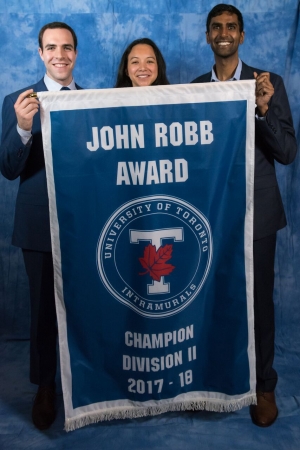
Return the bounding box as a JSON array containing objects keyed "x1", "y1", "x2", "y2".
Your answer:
[
  {"x1": 0, "y1": 22, "x2": 82, "y2": 430},
  {"x1": 192, "y1": 4, "x2": 297, "y2": 427}
]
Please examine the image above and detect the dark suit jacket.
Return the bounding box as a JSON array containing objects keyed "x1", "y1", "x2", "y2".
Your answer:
[
  {"x1": 192, "y1": 62, "x2": 297, "y2": 240},
  {"x1": 0, "y1": 78, "x2": 83, "y2": 251}
]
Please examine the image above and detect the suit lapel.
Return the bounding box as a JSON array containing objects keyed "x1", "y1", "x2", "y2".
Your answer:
[
  {"x1": 34, "y1": 78, "x2": 48, "y2": 92},
  {"x1": 203, "y1": 72, "x2": 212, "y2": 82},
  {"x1": 240, "y1": 62, "x2": 255, "y2": 81}
]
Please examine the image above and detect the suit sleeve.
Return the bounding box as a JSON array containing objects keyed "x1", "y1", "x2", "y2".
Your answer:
[
  {"x1": 255, "y1": 74, "x2": 297, "y2": 165},
  {"x1": 0, "y1": 94, "x2": 33, "y2": 180}
]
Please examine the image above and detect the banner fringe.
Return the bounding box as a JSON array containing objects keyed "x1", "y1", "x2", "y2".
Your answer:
[{"x1": 64, "y1": 394, "x2": 257, "y2": 432}]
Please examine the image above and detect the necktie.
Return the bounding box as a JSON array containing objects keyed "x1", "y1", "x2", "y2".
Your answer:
[{"x1": 60, "y1": 87, "x2": 70, "y2": 90}]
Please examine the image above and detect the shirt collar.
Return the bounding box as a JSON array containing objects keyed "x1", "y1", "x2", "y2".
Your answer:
[
  {"x1": 44, "y1": 74, "x2": 76, "y2": 91},
  {"x1": 211, "y1": 58, "x2": 242, "y2": 82}
]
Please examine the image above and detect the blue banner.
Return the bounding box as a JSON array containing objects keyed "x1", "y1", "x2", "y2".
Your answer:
[{"x1": 40, "y1": 82, "x2": 256, "y2": 430}]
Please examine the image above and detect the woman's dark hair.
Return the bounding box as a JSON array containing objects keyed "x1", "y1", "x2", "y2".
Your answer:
[{"x1": 115, "y1": 38, "x2": 169, "y2": 87}]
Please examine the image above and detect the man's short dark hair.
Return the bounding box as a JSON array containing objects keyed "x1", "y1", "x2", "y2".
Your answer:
[
  {"x1": 38, "y1": 22, "x2": 78, "y2": 50},
  {"x1": 206, "y1": 4, "x2": 244, "y2": 33}
]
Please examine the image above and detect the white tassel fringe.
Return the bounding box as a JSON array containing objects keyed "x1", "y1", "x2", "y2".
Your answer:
[{"x1": 65, "y1": 394, "x2": 257, "y2": 432}]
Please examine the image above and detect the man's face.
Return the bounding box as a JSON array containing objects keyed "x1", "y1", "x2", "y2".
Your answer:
[
  {"x1": 206, "y1": 12, "x2": 244, "y2": 59},
  {"x1": 38, "y1": 28, "x2": 77, "y2": 86}
]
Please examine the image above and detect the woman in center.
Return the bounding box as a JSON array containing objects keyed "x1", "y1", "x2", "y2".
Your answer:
[{"x1": 115, "y1": 38, "x2": 169, "y2": 87}]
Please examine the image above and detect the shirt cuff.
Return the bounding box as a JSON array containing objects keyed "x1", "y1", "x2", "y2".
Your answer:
[{"x1": 17, "y1": 124, "x2": 32, "y2": 145}]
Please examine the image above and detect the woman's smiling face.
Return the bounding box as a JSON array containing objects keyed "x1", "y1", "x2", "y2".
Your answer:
[{"x1": 126, "y1": 44, "x2": 158, "y2": 87}]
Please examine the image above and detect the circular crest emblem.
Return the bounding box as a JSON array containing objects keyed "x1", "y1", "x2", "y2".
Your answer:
[{"x1": 97, "y1": 195, "x2": 212, "y2": 318}]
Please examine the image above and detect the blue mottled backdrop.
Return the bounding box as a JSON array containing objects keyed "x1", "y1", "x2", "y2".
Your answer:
[{"x1": 0, "y1": 0, "x2": 299, "y2": 448}]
